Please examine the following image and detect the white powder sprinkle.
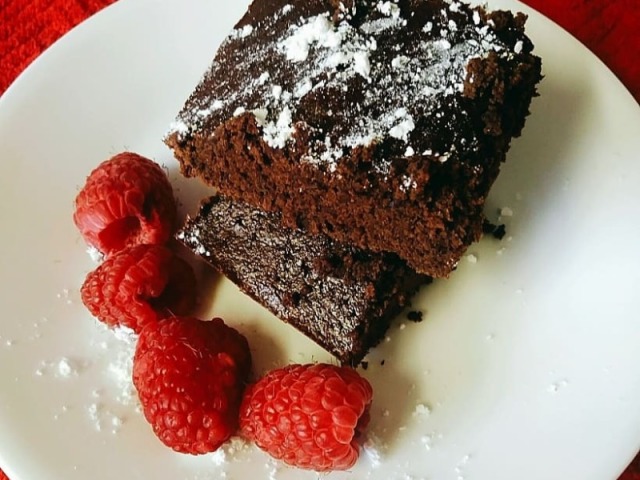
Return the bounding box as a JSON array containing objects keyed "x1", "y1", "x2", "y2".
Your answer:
[
  {"x1": 210, "y1": 449, "x2": 226, "y2": 467},
  {"x1": 438, "y1": 153, "x2": 450, "y2": 163},
  {"x1": 294, "y1": 78, "x2": 313, "y2": 98},
  {"x1": 86, "y1": 246, "x2": 104, "y2": 263},
  {"x1": 88, "y1": 403, "x2": 101, "y2": 430},
  {"x1": 353, "y1": 50, "x2": 372, "y2": 79},
  {"x1": 281, "y1": 15, "x2": 340, "y2": 62},
  {"x1": 233, "y1": 106, "x2": 246, "y2": 117},
  {"x1": 212, "y1": 99, "x2": 224, "y2": 110},
  {"x1": 388, "y1": 108, "x2": 415, "y2": 141},
  {"x1": 362, "y1": 16, "x2": 404, "y2": 35},
  {"x1": 438, "y1": 38, "x2": 452, "y2": 50},
  {"x1": 472, "y1": 10, "x2": 481, "y2": 25},
  {"x1": 500, "y1": 207, "x2": 514, "y2": 217},
  {"x1": 263, "y1": 106, "x2": 295, "y2": 148},
  {"x1": 87, "y1": 403, "x2": 126, "y2": 434},
  {"x1": 466, "y1": 253, "x2": 478, "y2": 264},
  {"x1": 404, "y1": 146, "x2": 415, "y2": 157},
  {"x1": 251, "y1": 108, "x2": 269, "y2": 127},
  {"x1": 423, "y1": 21, "x2": 433, "y2": 33},
  {"x1": 57, "y1": 357, "x2": 79, "y2": 377},
  {"x1": 223, "y1": 436, "x2": 252, "y2": 456},
  {"x1": 236, "y1": 24, "x2": 254, "y2": 39},
  {"x1": 413, "y1": 403, "x2": 431, "y2": 416},
  {"x1": 392, "y1": 55, "x2": 410, "y2": 70},
  {"x1": 257, "y1": 72, "x2": 270, "y2": 85},
  {"x1": 400, "y1": 175, "x2": 417, "y2": 192},
  {"x1": 167, "y1": 119, "x2": 189, "y2": 137},
  {"x1": 377, "y1": 1, "x2": 401, "y2": 19},
  {"x1": 264, "y1": 459, "x2": 281, "y2": 480},
  {"x1": 363, "y1": 433, "x2": 385, "y2": 468},
  {"x1": 514, "y1": 40, "x2": 523, "y2": 54}
]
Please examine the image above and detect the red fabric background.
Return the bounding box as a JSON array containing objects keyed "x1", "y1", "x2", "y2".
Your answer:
[{"x1": 0, "y1": 0, "x2": 638, "y2": 478}]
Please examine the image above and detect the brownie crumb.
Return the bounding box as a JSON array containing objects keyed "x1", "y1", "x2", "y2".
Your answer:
[
  {"x1": 492, "y1": 224, "x2": 507, "y2": 240},
  {"x1": 380, "y1": 360, "x2": 386, "y2": 366},
  {"x1": 482, "y1": 219, "x2": 507, "y2": 240},
  {"x1": 407, "y1": 310, "x2": 424, "y2": 322},
  {"x1": 360, "y1": 361, "x2": 369, "y2": 370}
]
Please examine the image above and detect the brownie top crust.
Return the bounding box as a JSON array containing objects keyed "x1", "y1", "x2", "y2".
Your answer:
[{"x1": 168, "y1": 0, "x2": 537, "y2": 176}]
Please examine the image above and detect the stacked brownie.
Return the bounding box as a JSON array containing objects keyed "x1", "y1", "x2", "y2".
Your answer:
[
  {"x1": 168, "y1": 0, "x2": 542, "y2": 363},
  {"x1": 178, "y1": 195, "x2": 429, "y2": 365}
]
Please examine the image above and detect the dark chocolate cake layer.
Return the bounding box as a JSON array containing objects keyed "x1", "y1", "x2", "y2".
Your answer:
[
  {"x1": 178, "y1": 195, "x2": 430, "y2": 365},
  {"x1": 166, "y1": 0, "x2": 542, "y2": 277}
]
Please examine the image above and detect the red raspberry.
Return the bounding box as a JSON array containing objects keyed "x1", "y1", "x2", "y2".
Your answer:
[
  {"x1": 81, "y1": 244, "x2": 196, "y2": 333},
  {"x1": 133, "y1": 317, "x2": 252, "y2": 454},
  {"x1": 73, "y1": 152, "x2": 176, "y2": 256},
  {"x1": 239, "y1": 363, "x2": 373, "y2": 472},
  {"x1": 0, "y1": 468, "x2": 9, "y2": 480}
]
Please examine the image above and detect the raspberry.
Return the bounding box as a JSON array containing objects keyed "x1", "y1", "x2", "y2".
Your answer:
[
  {"x1": 239, "y1": 363, "x2": 373, "y2": 472},
  {"x1": 133, "y1": 317, "x2": 252, "y2": 454},
  {"x1": 81, "y1": 244, "x2": 196, "y2": 333},
  {"x1": 0, "y1": 469, "x2": 9, "y2": 480},
  {"x1": 73, "y1": 152, "x2": 176, "y2": 256}
]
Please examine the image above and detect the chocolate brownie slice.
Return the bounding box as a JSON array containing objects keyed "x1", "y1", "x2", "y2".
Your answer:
[
  {"x1": 166, "y1": 0, "x2": 542, "y2": 277},
  {"x1": 177, "y1": 195, "x2": 430, "y2": 365}
]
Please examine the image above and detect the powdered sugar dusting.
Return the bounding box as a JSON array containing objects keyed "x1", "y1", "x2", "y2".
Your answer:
[
  {"x1": 262, "y1": 106, "x2": 295, "y2": 149},
  {"x1": 233, "y1": 24, "x2": 254, "y2": 39},
  {"x1": 169, "y1": 0, "x2": 522, "y2": 174},
  {"x1": 514, "y1": 40, "x2": 523, "y2": 54},
  {"x1": 388, "y1": 108, "x2": 415, "y2": 141},
  {"x1": 281, "y1": 15, "x2": 342, "y2": 62},
  {"x1": 377, "y1": 1, "x2": 401, "y2": 18},
  {"x1": 363, "y1": 432, "x2": 386, "y2": 468},
  {"x1": 86, "y1": 245, "x2": 104, "y2": 263},
  {"x1": 108, "y1": 326, "x2": 137, "y2": 405}
]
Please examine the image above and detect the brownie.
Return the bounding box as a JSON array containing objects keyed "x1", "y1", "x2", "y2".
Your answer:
[
  {"x1": 165, "y1": 0, "x2": 542, "y2": 277},
  {"x1": 177, "y1": 195, "x2": 430, "y2": 366}
]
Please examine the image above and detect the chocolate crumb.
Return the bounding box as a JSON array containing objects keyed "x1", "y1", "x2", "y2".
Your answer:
[
  {"x1": 407, "y1": 310, "x2": 423, "y2": 322},
  {"x1": 492, "y1": 224, "x2": 506, "y2": 240},
  {"x1": 361, "y1": 361, "x2": 369, "y2": 370},
  {"x1": 482, "y1": 219, "x2": 507, "y2": 240}
]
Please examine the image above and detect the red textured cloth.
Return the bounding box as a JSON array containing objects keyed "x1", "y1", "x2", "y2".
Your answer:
[
  {"x1": 0, "y1": 0, "x2": 638, "y2": 479},
  {"x1": 526, "y1": 0, "x2": 639, "y2": 104}
]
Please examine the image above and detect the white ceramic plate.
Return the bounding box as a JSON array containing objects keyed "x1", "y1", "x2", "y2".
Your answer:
[{"x1": 1, "y1": 1, "x2": 639, "y2": 479}]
